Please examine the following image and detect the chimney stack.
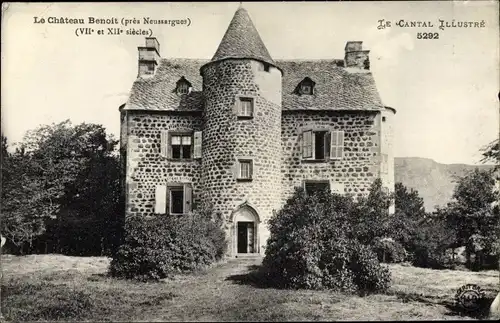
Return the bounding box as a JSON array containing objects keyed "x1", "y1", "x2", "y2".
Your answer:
[
  {"x1": 344, "y1": 41, "x2": 370, "y2": 70},
  {"x1": 138, "y1": 37, "x2": 160, "y2": 76}
]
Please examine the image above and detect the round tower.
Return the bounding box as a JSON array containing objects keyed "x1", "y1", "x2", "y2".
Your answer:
[
  {"x1": 200, "y1": 7, "x2": 283, "y2": 256},
  {"x1": 380, "y1": 106, "x2": 396, "y2": 214}
]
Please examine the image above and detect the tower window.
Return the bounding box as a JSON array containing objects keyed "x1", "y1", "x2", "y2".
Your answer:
[
  {"x1": 237, "y1": 159, "x2": 253, "y2": 181},
  {"x1": 237, "y1": 97, "x2": 254, "y2": 119}
]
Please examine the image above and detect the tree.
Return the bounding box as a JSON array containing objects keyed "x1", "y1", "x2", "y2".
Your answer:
[
  {"x1": 445, "y1": 168, "x2": 499, "y2": 269},
  {"x1": 1, "y1": 121, "x2": 121, "y2": 255}
]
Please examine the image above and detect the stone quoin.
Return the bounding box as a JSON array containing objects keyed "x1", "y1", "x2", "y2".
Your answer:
[{"x1": 119, "y1": 7, "x2": 396, "y2": 257}]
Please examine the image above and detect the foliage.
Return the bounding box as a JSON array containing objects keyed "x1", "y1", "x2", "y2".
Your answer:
[
  {"x1": 262, "y1": 181, "x2": 391, "y2": 294},
  {"x1": 410, "y1": 215, "x2": 457, "y2": 269},
  {"x1": 109, "y1": 204, "x2": 226, "y2": 281},
  {"x1": 372, "y1": 238, "x2": 406, "y2": 263},
  {"x1": 1, "y1": 121, "x2": 121, "y2": 255},
  {"x1": 445, "y1": 169, "x2": 498, "y2": 257}
]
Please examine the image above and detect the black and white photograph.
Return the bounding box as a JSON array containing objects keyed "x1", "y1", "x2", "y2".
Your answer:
[{"x1": 1, "y1": 1, "x2": 499, "y2": 321}]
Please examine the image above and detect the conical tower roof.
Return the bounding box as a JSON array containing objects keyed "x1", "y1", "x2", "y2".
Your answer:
[{"x1": 210, "y1": 7, "x2": 276, "y2": 67}]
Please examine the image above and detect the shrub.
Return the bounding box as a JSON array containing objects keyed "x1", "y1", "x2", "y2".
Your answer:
[
  {"x1": 262, "y1": 185, "x2": 391, "y2": 294},
  {"x1": 372, "y1": 237, "x2": 407, "y2": 263},
  {"x1": 109, "y1": 206, "x2": 226, "y2": 280}
]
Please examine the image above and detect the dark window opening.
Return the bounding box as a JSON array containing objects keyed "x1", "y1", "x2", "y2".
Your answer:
[
  {"x1": 169, "y1": 187, "x2": 184, "y2": 214},
  {"x1": 171, "y1": 134, "x2": 192, "y2": 159},
  {"x1": 147, "y1": 63, "x2": 155, "y2": 72},
  {"x1": 263, "y1": 63, "x2": 270, "y2": 72},
  {"x1": 305, "y1": 181, "x2": 330, "y2": 196},
  {"x1": 314, "y1": 131, "x2": 327, "y2": 160},
  {"x1": 300, "y1": 84, "x2": 313, "y2": 95},
  {"x1": 382, "y1": 116, "x2": 386, "y2": 122}
]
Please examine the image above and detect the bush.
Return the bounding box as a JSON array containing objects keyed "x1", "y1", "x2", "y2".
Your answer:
[
  {"x1": 372, "y1": 238, "x2": 407, "y2": 263},
  {"x1": 109, "y1": 207, "x2": 226, "y2": 280},
  {"x1": 262, "y1": 185, "x2": 391, "y2": 294}
]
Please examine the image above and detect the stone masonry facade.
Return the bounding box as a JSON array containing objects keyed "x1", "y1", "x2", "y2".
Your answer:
[{"x1": 120, "y1": 7, "x2": 396, "y2": 257}]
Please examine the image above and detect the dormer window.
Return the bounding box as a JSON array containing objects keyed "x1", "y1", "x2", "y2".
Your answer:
[
  {"x1": 296, "y1": 77, "x2": 316, "y2": 96},
  {"x1": 175, "y1": 77, "x2": 192, "y2": 95},
  {"x1": 300, "y1": 84, "x2": 312, "y2": 95}
]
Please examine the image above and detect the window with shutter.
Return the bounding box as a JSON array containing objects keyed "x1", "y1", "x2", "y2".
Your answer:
[
  {"x1": 330, "y1": 130, "x2": 345, "y2": 160},
  {"x1": 168, "y1": 132, "x2": 193, "y2": 160},
  {"x1": 302, "y1": 130, "x2": 330, "y2": 161},
  {"x1": 166, "y1": 183, "x2": 193, "y2": 215}
]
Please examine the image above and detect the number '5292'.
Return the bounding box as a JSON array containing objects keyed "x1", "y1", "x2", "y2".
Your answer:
[{"x1": 417, "y1": 32, "x2": 439, "y2": 39}]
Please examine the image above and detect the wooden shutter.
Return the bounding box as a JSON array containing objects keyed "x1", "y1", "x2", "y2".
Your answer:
[
  {"x1": 193, "y1": 131, "x2": 202, "y2": 159},
  {"x1": 302, "y1": 130, "x2": 313, "y2": 158},
  {"x1": 330, "y1": 130, "x2": 345, "y2": 159},
  {"x1": 324, "y1": 132, "x2": 331, "y2": 159},
  {"x1": 154, "y1": 185, "x2": 167, "y2": 214},
  {"x1": 160, "y1": 130, "x2": 168, "y2": 157},
  {"x1": 249, "y1": 161, "x2": 253, "y2": 179},
  {"x1": 183, "y1": 183, "x2": 193, "y2": 214}
]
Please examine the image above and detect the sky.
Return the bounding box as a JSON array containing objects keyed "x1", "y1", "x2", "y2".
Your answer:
[{"x1": 1, "y1": 1, "x2": 499, "y2": 165}]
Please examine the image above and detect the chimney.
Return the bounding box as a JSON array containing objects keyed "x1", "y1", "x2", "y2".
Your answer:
[
  {"x1": 344, "y1": 41, "x2": 370, "y2": 70},
  {"x1": 138, "y1": 37, "x2": 160, "y2": 76}
]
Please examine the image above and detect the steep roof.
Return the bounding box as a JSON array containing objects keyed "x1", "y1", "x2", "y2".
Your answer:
[
  {"x1": 207, "y1": 7, "x2": 276, "y2": 67},
  {"x1": 124, "y1": 59, "x2": 384, "y2": 112},
  {"x1": 126, "y1": 58, "x2": 207, "y2": 111}
]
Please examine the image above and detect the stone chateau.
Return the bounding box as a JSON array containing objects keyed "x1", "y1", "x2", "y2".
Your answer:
[{"x1": 119, "y1": 7, "x2": 396, "y2": 256}]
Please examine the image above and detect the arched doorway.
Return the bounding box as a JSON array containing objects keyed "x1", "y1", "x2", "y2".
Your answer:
[{"x1": 231, "y1": 204, "x2": 260, "y2": 255}]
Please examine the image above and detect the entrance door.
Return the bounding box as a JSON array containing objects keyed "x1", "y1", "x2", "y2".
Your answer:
[{"x1": 237, "y1": 222, "x2": 255, "y2": 253}]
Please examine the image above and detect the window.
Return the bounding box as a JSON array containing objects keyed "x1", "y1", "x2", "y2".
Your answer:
[
  {"x1": 177, "y1": 82, "x2": 189, "y2": 95},
  {"x1": 147, "y1": 63, "x2": 155, "y2": 72},
  {"x1": 160, "y1": 130, "x2": 202, "y2": 160},
  {"x1": 296, "y1": 78, "x2": 315, "y2": 95},
  {"x1": 303, "y1": 130, "x2": 344, "y2": 161},
  {"x1": 237, "y1": 159, "x2": 253, "y2": 180},
  {"x1": 237, "y1": 97, "x2": 254, "y2": 118},
  {"x1": 171, "y1": 134, "x2": 192, "y2": 159},
  {"x1": 382, "y1": 116, "x2": 386, "y2": 122},
  {"x1": 154, "y1": 183, "x2": 193, "y2": 215},
  {"x1": 304, "y1": 180, "x2": 330, "y2": 196},
  {"x1": 175, "y1": 77, "x2": 192, "y2": 95},
  {"x1": 258, "y1": 62, "x2": 271, "y2": 72},
  {"x1": 300, "y1": 84, "x2": 312, "y2": 95}
]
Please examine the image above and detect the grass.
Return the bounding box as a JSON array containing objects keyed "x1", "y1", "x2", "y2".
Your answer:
[{"x1": 1, "y1": 254, "x2": 499, "y2": 321}]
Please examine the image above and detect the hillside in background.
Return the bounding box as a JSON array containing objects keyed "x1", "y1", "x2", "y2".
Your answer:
[{"x1": 395, "y1": 157, "x2": 494, "y2": 212}]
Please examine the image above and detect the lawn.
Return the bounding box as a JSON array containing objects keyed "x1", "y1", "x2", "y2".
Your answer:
[{"x1": 1, "y1": 254, "x2": 499, "y2": 321}]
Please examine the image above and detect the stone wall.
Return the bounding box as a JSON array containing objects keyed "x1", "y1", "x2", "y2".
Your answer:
[
  {"x1": 281, "y1": 110, "x2": 382, "y2": 202},
  {"x1": 124, "y1": 111, "x2": 203, "y2": 217},
  {"x1": 201, "y1": 59, "x2": 282, "y2": 255}
]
